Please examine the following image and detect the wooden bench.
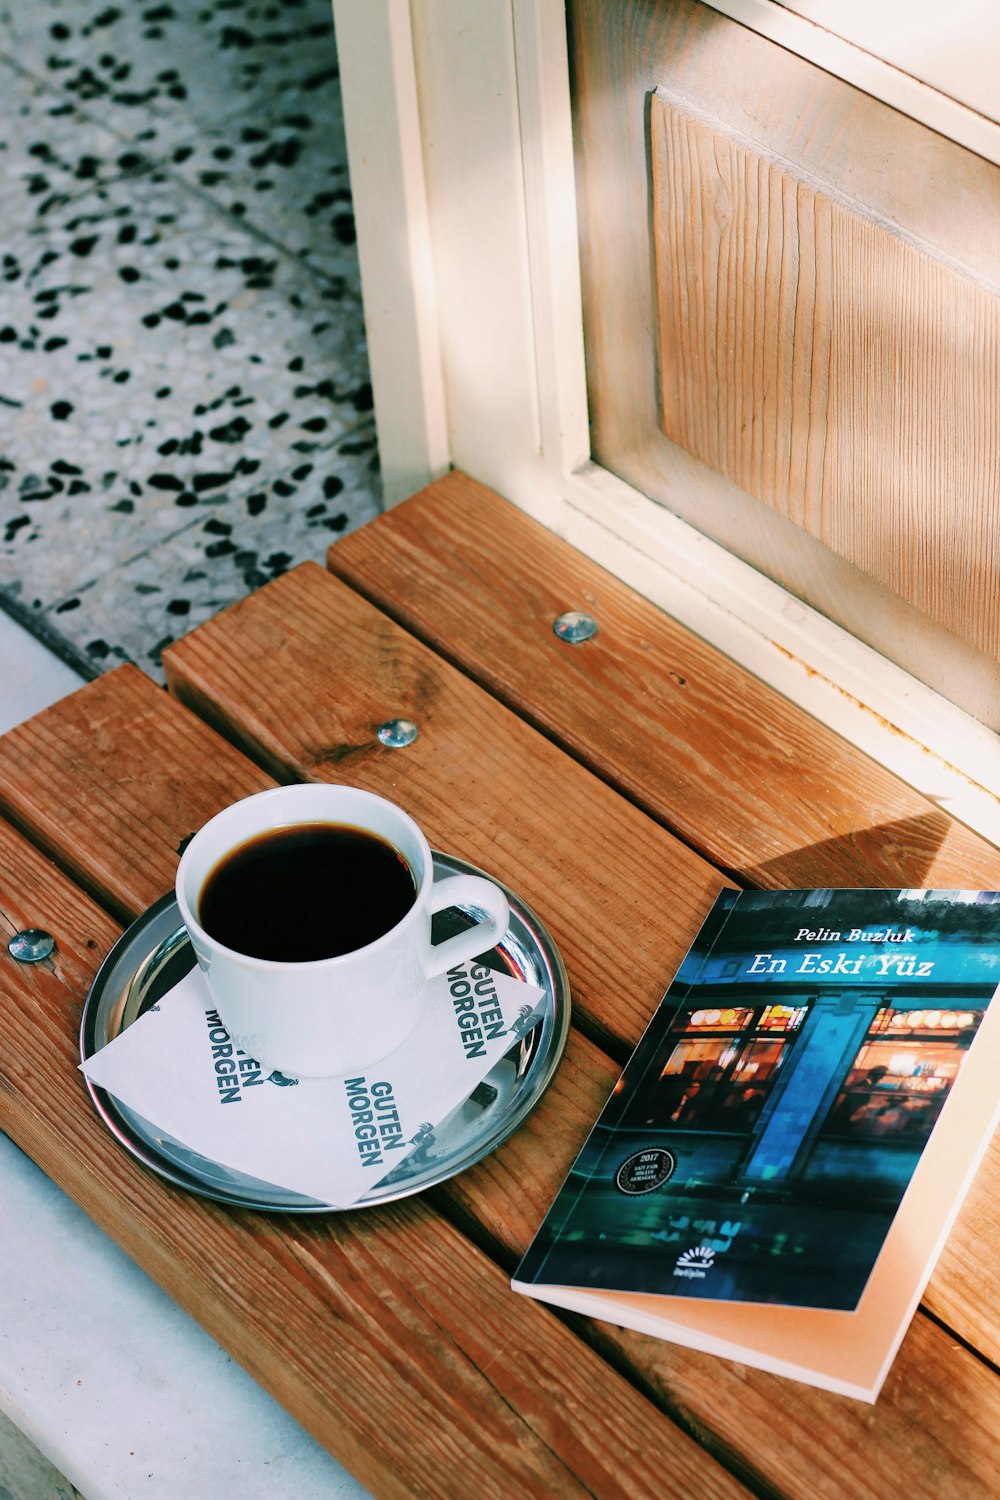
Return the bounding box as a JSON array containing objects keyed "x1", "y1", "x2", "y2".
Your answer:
[{"x1": 1, "y1": 472, "x2": 998, "y2": 1497}]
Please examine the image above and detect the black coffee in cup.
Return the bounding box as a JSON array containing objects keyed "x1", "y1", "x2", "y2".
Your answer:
[{"x1": 198, "y1": 821, "x2": 417, "y2": 962}]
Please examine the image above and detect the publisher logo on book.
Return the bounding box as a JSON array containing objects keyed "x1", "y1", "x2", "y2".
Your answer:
[
  {"x1": 615, "y1": 1148, "x2": 676, "y2": 1195},
  {"x1": 674, "y1": 1246, "x2": 716, "y2": 1281}
]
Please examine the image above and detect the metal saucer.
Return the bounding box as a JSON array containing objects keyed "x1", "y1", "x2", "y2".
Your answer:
[{"x1": 80, "y1": 852, "x2": 571, "y2": 1213}]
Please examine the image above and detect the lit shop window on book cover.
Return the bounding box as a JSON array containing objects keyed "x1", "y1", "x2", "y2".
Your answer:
[{"x1": 512, "y1": 888, "x2": 1000, "y2": 1402}]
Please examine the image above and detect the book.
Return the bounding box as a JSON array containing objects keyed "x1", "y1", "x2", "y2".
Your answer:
[{"x1": 512, "y1": 888, "x2": 1000, "y2": 1401}]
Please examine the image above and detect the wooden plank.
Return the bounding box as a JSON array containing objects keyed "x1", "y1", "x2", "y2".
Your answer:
[
  {"x1": 325, "y1": 474, "x2": 1000, "y2": 1353},
  {"x1": 446, "y1": 1115, "x2": 1000, "y2": 1499},
  {"x1": 0, "y1": 665, "x2": 273, "y2": 923},
  {"x1": 162, "y1": 561, "x2": 1000, "y2": 1498},
  {"x1": 163, "y1": 561, "x2": 732, "y2": 1055},
  {"x1": 431, "y1": 1025, "x2": 619, "y2": 1261},
  {"x1": 0, "y1": 683, "x2": 749, "y2": 1500},
  {"x1": 588, "y1": 1305, "x2": 1000, "y2": 1500},
  {"x1": 650, "y1": 90, "x2": 1000, "y2": 657},
  {"x1": 326, "y1": 472, "x2": 1000, "y2": 886}
]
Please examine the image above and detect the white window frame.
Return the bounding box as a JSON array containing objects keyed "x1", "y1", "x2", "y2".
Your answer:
[{"x1": 332, "y1": 0, "x2": 1000, "y2": 843}]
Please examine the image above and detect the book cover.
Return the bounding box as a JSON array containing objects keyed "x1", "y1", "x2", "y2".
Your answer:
[{"x1": 512, "y1": 889, "x2": 1000, "y2": 1400}]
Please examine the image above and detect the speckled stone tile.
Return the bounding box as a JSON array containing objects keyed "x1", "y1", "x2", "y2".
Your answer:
[
  {"x1": 0, "y1": 6, "x2": 355, "y2": 280},
  {"x1": 137, "y1": 88, "x2": 356, "y2": 284},
  {"x1": 42, "y1": 434, "x2": 380, "y2": 679},
  {"x1": 0, "y1": 66, "x2": 145, "y2": 237},
  {"x1": 0, "y1": 0, "x2": 378, "y2": 682},
  {"x1": 0, "y1": 0, "x2": 355, "y2": 270},
  {"x1": 0, "y1": 0, "x2": 342, "y2": 139},
  {"x1": 0, "y1": 171, "x2": 372, "y2": 610}
]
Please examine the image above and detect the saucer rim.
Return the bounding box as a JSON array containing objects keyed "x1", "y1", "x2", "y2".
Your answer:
[{"x1": 79, "y1": 851, "x2": 571, "y2": 1213}]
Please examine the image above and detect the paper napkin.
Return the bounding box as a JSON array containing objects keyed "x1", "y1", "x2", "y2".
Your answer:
[{"x1": 81, "y1": 960, "x2": 545, "y2": 1207}]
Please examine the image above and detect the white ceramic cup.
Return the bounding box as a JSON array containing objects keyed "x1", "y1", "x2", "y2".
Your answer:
[{"x1": 175, "y1": 784, "x2": 510, "y2": 1078}]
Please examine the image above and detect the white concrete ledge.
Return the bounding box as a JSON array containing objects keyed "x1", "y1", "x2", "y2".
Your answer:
[{"x1": 0, "y1": 1136, "x2": 368, "y2": 1500}]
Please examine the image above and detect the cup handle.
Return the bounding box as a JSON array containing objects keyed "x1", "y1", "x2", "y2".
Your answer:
[{"x1": 424, "y1": 874, "x2": 511, "y2": 976}]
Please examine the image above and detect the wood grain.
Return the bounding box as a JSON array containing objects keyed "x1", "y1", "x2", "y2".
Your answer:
[
  {"x1": 325, "y1": 474, "x2": 1000, "y2": 1359},
  {"x1": 586, "y1": 1305, "x2": 1000, "y2": 1500},
  {"x1": 4, "y1": 513, "x2": 999, "y2": 1495},
  {"x1": 651, "y1": 91, "x2": 1000, "y2": 656},
  {"x1": 161, "y1": 552, "x2": 1000, "y2": 1495},
  {"x1": 568, "y1": 0, "x2": 1000, "y2": 711},
  {"x1": 163, "y1": 560, "x2": 732, "y2": 1054},
  {"x1": 0, "y1": 665, "x2": 273, "y2": 922},
  {"x1": 0, "y1": 701, "x2": 748, "y2": 1500},
  {"x1": 326, "y1": 472, "x2": 1000, "y2": 888}
]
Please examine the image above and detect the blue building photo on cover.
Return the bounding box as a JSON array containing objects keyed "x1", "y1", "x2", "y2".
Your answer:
[{"x1": 518, "y1": 888, "x2": 1000, "y2": 1311}]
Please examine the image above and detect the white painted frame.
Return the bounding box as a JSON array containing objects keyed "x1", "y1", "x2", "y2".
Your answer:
[
  {"x1": 697, "y1": 0, "x2": 1000, "y2": 168},
  {"x1": 332, "y1": 0, "x2": 1000, "y2": 844}
]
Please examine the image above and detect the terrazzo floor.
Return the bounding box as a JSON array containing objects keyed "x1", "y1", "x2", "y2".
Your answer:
[
  {"x1": 0, "y1": 0, "x2": 381, "y2": 688},
  {"x1": 0, "y1": 2, "x2": 379, "y2": 1492}
]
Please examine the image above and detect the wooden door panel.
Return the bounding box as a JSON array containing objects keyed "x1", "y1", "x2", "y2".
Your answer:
[
  {"x1": 650, "y1": 90, "x2": 1000, "y2": 656},
  {"x1": 569, "y1": 0, "x2": 1000, "y2": 718}
]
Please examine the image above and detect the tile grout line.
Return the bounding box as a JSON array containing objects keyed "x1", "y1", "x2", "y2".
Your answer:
[
  {"x1": 0, "y1": 2, "x2": 379, "y2": 687},
  {"x1": 37, "y1": 411, "x2": 379, "y2": 615},
  {"x1": 0, "y1": 51, "x2": 366, "y2": 312}
]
